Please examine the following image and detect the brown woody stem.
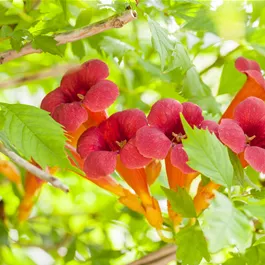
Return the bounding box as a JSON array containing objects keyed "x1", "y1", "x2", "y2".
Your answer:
[
  {"x1": 0, "y1": 64, "x2": 77, "y2": 89},
  {"x1": 0, "y1": 144, "x2": 69, "y2": 193},
  {"x1": 128, "y1": 245, "x2": 176, "y2": 265},
  {"x1": 0, "y1": 10, "x2": 137, "y2": 64}
]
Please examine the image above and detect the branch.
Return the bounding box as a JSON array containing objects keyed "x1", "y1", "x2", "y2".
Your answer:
[
  {"x1": 0, "y1": 10, "x2": 137, "y2": 64},
  {"x1": 0, "y1": 144, "x2": 69, "y2": 193},
  {"x1": 0, "y1": 64, "x2": 77, "y2": 89},
  {"x1": 128, "y1": 245, "x2": 176, "y2": 265},
  {"x1": 199, "y1": 45, "x2": 241, "y2": 76}
]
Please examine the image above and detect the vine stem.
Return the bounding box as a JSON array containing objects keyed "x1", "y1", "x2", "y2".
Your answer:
[
  {"x1": 128, "y1": 245, "x2": 176, "y2": 265},
  {"x1": 0, "y1": 9, "x2": 137, "y2": 64},
  {"x1": 0, "y1": 143, "x2": 69, "y2": 193},
  {"x1": 0, "y1": 64, "x2": 77, "y2": 89}
]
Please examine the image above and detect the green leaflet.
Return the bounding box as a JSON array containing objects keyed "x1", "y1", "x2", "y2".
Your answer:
[
  {"x1": 175, "y1": 223, "x2": 210, "y2": 265},
  {"x1": 181, "y1": 115, "x2": 234, "y2": 188},
  {"x1": 202, "y1": 192, "x2": 253, "y2": 253},
  {"x1": 0, "y1": 103, "x2": 70, "y2": 170},
  {"x1": 162, "y1": 186, "x2": 196, "y2": 218}
]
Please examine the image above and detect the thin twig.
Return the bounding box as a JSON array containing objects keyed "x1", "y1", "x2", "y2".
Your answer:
[
  {"x1": 0, "y1": 64, "x2": 77, "y2": 89},
  {"x1": 0, "y1": 10, "x2": 137, "y2": 64},
  {"x1": 128, "y1": 245, "x2": 176, "y2": 265},
  {"x1": 199, "y1": 45, "x2": 241, "y2": 76},
  {"x1": 0, "y1": 144, "x2": 69, "y2": 193}
]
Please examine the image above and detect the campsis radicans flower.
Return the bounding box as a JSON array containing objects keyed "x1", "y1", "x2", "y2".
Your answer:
[
  {"x1": 194, "y1": 57, "x2": 265, "y2": 216},
  {"x1": 133, "y1": 98, "x2": 219, "y2": 174},
  {"x1": 222, "y1": 57, "x2": 265, "y2": 119},
  {"x1": 41, "y1": 59, "x2": 119, "y2": 132},
  {"x1": 219, "y1": 96, "x2": 265, "y2": 173},
  {"x1": 77, "y1": 109, "x2": 163, "y2": 229},
  {"x1": 66, "y1": 143, "x2": 149, "y2": 220},
  {"x1": 77, "y1": 109, "x2": 151, "y2": 178}
]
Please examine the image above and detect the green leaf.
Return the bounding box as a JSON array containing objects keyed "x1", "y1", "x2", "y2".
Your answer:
[
  {"x1": 229, "y1": 150, "x2": 244, "y2": 186},
  {"x1": 0, "y1": 14, "x2": 20, "y2": 25},
  {"x1": 0, "y1": 131, "x2": 17, "y2": 153},
  {"x1": 0, "y1": 25, "x2": 13, "y2": 38},
  {"x1": 72, "y1": 40, "x2": 85, "y2": 60},
  {"x1": 147, "y1": 17, "x2": 219, "y2": 114},
  {"x1": 89, "y1": 245, "x2": 123, "y2": 265},
  {"x1": 0, "y1": 221, "x2": 8, "y2": 246},
  {"x1": 245, "y1": 166, "x2": 261, "y2": 189},
  {"x1": 202, "y1": 192, "x2": 253, "y2": 253},
  {"x1": 182, "y1": 66, "x2": 206, "y2": 97},
  {"x1": 243, "y1": 203, "x2": 265, "y2": 223},
  {"x1": 58, "y1": 0, "x2": 67, "y2": 18},
  {"x1": 254, "y1": 236, "x2": 265, "y2": 246},
  {"x1": 147, "y1": 18, "x2": 197, "y2": 74},
  {"x1": 161, "y1": 186, "x2": 196, "y2": 217},
  {"x1": 175, "y1": 223, "x2": 210, "y2": 265},
  {"x1": 0, "y1": 103, "x2": 70, "y2": 169},
  {"x1": 32, "y1": 35, "x2": 62, "y2": 56},
  {"x1": 0, "y1": 110, "x2": 5, "y2": 130},
  {"x1": 99, "y1": 36, "x2": 134, "y2": 60},
  {"x1": 251, "y1": 189, "x2": 265, "y2": 199},
  {"x1": 10, "y1": 29, "x2": 32, "y2": 51},
  {"x1": 148, "y1": 17, "x2": 174, "y2": 71},
  {"x1": 223, "y1": 256, "x2": 246, "y2": 265},
  {"x1": 75, "y1": 9, "x2": 93, "y2": 28},
  {"x1": 184, "y1": 8, "x2": 216, "y2": 33},
  {"x1": 218, "y1": 61, "x2": 246, "y2": 95},
  {"x1": 181, "y1": 115, "x2": 234, "y2": 188},
  {"x1": 190, "y1": 93, "x2": 221, "y2": 115},
  {"x1": 64, "y1": 238, "x2": 76, "y2": 262},
  {"x1": 244, "y1": 245, "x2": 265, "y2": 265}
]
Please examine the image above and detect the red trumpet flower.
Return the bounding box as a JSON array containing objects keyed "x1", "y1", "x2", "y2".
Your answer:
[
  {"x1": 219, "y1": 97, "x2": 265, "y2": 173},
  {"x1": 77, "y1": 109, "x2": 163, "y2": 229},
  {"x1": 222, "y1": 57, "x2": 265, "y2": 119},
  {"x1": 77, "y1": 109, "x2": 151, "y2": 178},
  {"x1": 134, "y1": 99, "x2": 219, "y2": 173},
  {"x1": 194, "y1": 57, "x2": 265, "y2": 215},
  {"x1": 41, "y1": 59, "x2": 119, "y2": 132}
]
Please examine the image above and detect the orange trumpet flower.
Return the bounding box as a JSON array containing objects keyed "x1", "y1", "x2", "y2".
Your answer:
[{"x1": 194, "y1": 57, "x2": 265, "y2": 214}]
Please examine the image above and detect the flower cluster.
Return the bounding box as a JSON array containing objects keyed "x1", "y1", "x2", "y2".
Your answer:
[{"x1": 39, "y1": 57, "x2": 265, "y2": 232}]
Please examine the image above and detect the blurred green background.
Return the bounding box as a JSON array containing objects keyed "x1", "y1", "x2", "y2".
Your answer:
[{"x1": 1, "y1": 0, "x2": 265, "y2": 264}]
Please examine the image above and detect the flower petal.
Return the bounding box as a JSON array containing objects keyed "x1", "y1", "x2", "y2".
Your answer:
[
  {"x1": 221, "y1": 57, "x2": 265, "y2": 120},
  {"x1": 200, "y1": 120, "x2": 219, "y2": 136},
  {"x1": 120, "y1": 137, "x2": 152, "y2": 169},
  {"x1": 147, "y1": 98, "x2": 183, "y2": 136},
  {"x1": 77, "y1": 127, "x2": 108, "y2": 159},
  {"x1": 245, "y1": 146, "x2": 265, "y2": 173},
  {"x1": 40, "y1": 87, "x2": 67, "y2": 113},
  {"x1": 235, "y1": 57, "x2": 265, "y2": 88},
  {"x1": 99, "y1": 109, "x2": 148, "y2": 150},
  {"x1": 175, "y1": 102, "x2": 204, "y2": 134},
  {"x1": 170, "y1": 144, "x2": 195, "y2": 174},
  {"x1": 60, "y1": 59, "x2": 109, "y2": 99},
  {"x1": 135, "y1": 126, "x2": 171, "y2": 159},
  {"x1": 83, "y1": 151, "x2": 117, "y2": 178},
  {"x1": 235, "y1": 57, "x2": 261, "y2": 72},
  {"x1": 83, "y1": 80, "x2": 119, "y2": 112},
  {"x1": 219, "y1": 119, "x2": 246, "y2": 154},
  {"x1": 89, "y1": 175, "x2": 126, "y2": 197},
  {"x1": 79, "y1": 59, "x2": 109, "y2": 87},
  {"x1": 52, "y1": 102, "x2": 88, "y2": 132},
  {"x1": 165, "y1": 151, "x2": 197, "y2": 189},
  {"x1": 234, "y1": 97, "x2": 265, "y2": 137},
  {"x1": 145, "y1": 160, "x2": 161, "y2": 186},
  {"x1": 117, "y1": 109, "x2": 148, "y2": 139},
  {"x1": 182, "y1": 102, "x2": 204, "y2": 127}
]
